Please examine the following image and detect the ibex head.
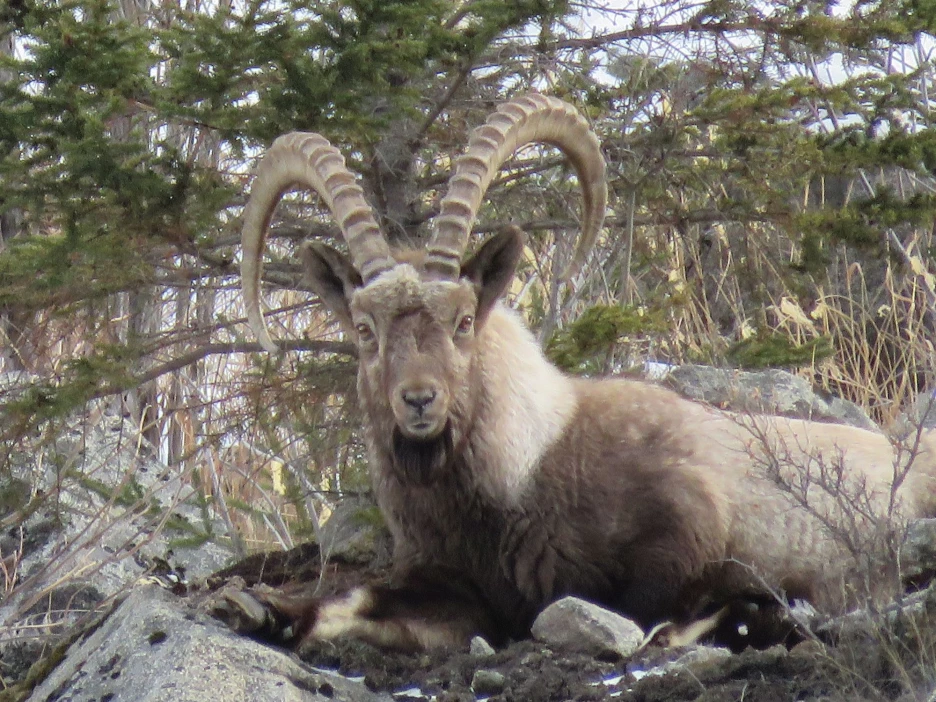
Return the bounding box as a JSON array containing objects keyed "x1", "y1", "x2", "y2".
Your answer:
[{"x1": 241, "y1": 94, "x2": 607, "y2": 461}]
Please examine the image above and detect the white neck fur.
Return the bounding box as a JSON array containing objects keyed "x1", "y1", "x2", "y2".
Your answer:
[{"x1": 469, "y1": 304, "x2": 578, "y2": 503}]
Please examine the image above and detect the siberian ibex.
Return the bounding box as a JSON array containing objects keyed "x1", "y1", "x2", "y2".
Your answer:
[{"x1": 229, "y1": 93, "x2": 936, "y2": 652}]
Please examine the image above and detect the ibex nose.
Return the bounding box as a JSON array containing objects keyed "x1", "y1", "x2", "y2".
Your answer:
[{"x1": 402, "y1": 388, "x2": 437, "y2": 413}]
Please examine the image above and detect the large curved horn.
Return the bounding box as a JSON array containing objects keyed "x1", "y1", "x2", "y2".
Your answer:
[
  {"x1": 427, "y1": 94, "x2": 607, "y2": 281},
  {"x1": 241, "y1": 132, "x2": 395, "y2": 353}
]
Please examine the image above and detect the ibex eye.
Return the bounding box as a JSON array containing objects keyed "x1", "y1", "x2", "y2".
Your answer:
[
  {"x1": 456, "y1": 315, "x2": 474, "y2": 335},
  {"x1": 356, "y1": 323, "x2": 374, "y2": 340}
]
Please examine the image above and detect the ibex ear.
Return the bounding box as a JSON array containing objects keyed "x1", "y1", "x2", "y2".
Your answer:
[
  {"x1": 461, "y1": 226, "x2": 524, "y2": 324},
  {"x1": 300, "y1": 241, "x2": 362, "y2": 331}
]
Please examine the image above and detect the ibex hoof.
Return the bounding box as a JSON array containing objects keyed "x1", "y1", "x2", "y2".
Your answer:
[
  {"x1": 212, "y1": 586, "x2": 297, "y2": 642},
  {"x1": 218, "y1": 590, "x2": 273, "y2": 629}
]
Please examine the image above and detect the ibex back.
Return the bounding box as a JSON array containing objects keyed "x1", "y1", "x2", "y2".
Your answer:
[{"x1": 229, "y1": 94, "x2": 936, "y2": 652}]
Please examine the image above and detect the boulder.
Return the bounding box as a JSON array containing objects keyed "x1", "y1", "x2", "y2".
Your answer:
[
  {"x1": 531, "y1": 596, "x2": 644, "y2": 659},
  {"x1": 25, "y1": 585, "x2": 382, "y2": 702},
  {"x1": 664, "y1": 365, "x2": 877, "y2": 430},
  {"x1": 0, "y1": 406, "x2": 234, "y2": 690}
]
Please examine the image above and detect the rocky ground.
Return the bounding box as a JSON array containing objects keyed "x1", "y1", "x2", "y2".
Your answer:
[
  {"x1": 204, "y1": 542, "x2": 936, "y2": 702},
  {"x1": 8, "y1": 544, "x2": 936, "y2": 702},
  {"x1": 4, "y1": 366, "x2": 936, "y2": 701},
  {"x1": 290, "y1": 637, "x2": 888, "y2": 702}
]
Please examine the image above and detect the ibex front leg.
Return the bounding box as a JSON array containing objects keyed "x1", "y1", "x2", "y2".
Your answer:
[{"x1": 217, "y1": 566, "x2": 502, "y2": 653}]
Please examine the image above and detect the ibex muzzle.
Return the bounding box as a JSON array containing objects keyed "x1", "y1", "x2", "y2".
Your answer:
[{"x1": 385, "y1": 311, "x2": 452, "y2": 440}]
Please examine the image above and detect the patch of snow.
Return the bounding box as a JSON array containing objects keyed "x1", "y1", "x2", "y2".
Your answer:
[{"x1": 643, "y1": 361, "x2": 674, "y2": 379}]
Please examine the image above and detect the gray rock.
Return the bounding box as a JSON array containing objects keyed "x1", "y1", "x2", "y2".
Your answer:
[
  {"x1": 914, "y1": 390, "x2": 936, "y2": 426},
  {"x1": 901, "y1": 518, "x2": 936, "y2": 582},
  {"x1": 469, "y1": 635, "x2": 495, "y2": 657},
  {"x1": 470, "y1": 669, "x2": 505, "y2": 696},
  {"x1": 317, "y1": 496, "x2": 393, "y2": 567},
  {"x1": 1, "y1": 408, "x2": 235, "y2": 653},
  {"x1": 901, "y1": 390, "x2": 936, "y2": 432},
  {"x1": 531, "y1": 596, "x2": 644, "y2": 659},
  {"x1": 665, "y1": 365, "x2": 877, "y2": 430},
  {"x1": 815, "y1": 582, "x2": 936, "y2": 644},
  {"x1": 629, "y1": 644, "x2": 733, "y2": 682},
  {"x1": 27, "y1": 585, "x2": 380, "y2": 702}
]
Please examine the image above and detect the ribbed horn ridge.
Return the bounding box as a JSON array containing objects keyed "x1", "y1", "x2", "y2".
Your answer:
[
  {"x1": 427, "y1": 94, "x2": 608, "y2": 281},
  {"x1": 241, "y1": 132, "x2": 394, "y2": 353}
]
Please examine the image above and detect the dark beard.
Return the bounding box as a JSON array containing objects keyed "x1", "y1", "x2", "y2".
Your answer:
[{"x1": 391, "y1": 422, "x2": 454, "y2": 485}]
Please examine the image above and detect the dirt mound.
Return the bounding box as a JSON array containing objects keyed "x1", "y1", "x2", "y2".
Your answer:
[{"x1": 294, "y1": 635, "x2": 905, "y2": 702}]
